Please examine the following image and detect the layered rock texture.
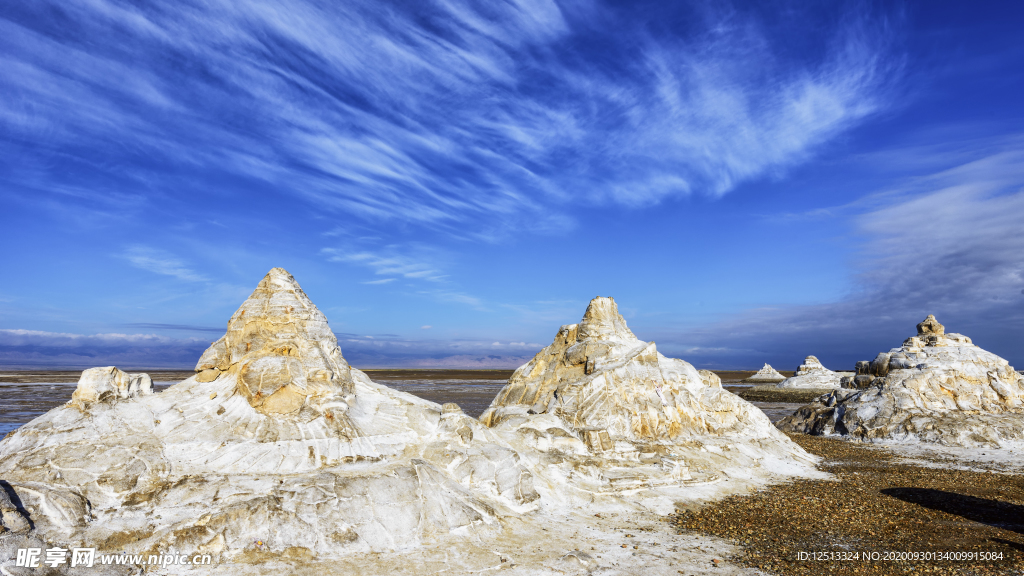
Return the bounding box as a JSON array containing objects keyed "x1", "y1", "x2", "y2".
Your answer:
[
  {"x1": 776, "y1": 355, "x2": 848, "y2": 389},
  {"x1": 0, "y1": 277, "x2": 823, "y2": 574},
  {"x1": 71, "y1": 366, "x2": 153, "y2": 405},
  {"x1": 0, "y1": 269, "x2": 538, "y2": 566},
  {"x1": 744, "y1": 363, "x2": 786, "y2": 383},
  {"x1": 779, "y1": 316, "x2": 1024, "y2": 447},
  {"x1": 480, "y1": 297, "x2": 817, "y2": 505}
]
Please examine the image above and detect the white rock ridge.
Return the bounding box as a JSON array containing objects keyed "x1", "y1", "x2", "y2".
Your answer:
[
  {"x1": 480, "y1": 297, "x2": 819, "y2": 506},
  {"x1": 0, "y1": 268, "x2": 538, "y2": 564},
  {"x1": 744, "y1": 363, "x2": 787, "y2": 383},
  {"x1": 775, "y1": 355, "x2": 848, "y2": 389},
  {"x1": 778, "y1": 315, "x2": 1024, "y2": 447}
]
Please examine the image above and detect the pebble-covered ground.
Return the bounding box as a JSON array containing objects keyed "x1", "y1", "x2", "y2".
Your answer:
[{"x1": 669, "y1": 434, "x2": 1024, "y2": 575}]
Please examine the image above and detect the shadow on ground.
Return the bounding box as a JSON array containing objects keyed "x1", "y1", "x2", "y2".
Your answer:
[
  {"x1": 992, "y1": 537, "x2": 1024, "y2": 552},
  {"x1": 881, "y1": 488, "x2": 1024, "y2": 534}
]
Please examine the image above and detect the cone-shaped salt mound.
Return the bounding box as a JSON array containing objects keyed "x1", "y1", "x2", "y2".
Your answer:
[
  {"x1": 0, "y1": 268, "x2": 539, "y2": 564},
  {"x1": 744, "y1": 363, "x2": 787, "y2": 383},
  {"x1": 775, "y1": 355, "x2": 848, "y2": 389},
  {"x1": 480, "y1": 297, "x2": 819, "y2": 503},
  {"x1": 779, "y1": 316, "x2": 1024, "y2": 447},
  {"x1": 193, "y1": 267, "x2": 355, "y2": 415}
]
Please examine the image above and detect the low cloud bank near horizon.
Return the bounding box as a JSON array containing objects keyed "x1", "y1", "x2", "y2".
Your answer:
[
  {"x1": 0, "y1": 328, "x2": 537, "y2": 370},
  {"x1": 0, "y1": 329, "x2": 211, "y2": 370}
]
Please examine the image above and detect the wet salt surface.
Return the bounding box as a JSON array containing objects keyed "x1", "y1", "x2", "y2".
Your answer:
[
  {"x1": 0, "y1": 379, "x2": 800, "y2": 436},
  {"x1": 751, "y1": 402, "x2": 804, "y2": 423},
  {"x1": 0, "y1": 381, "x2": 176, "y2": 435},
  {"x1": 384, "y1": 379, "x2": 508, "y2": 419}
]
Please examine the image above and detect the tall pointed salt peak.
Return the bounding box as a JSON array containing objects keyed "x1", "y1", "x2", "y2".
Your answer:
[
  {"x1": 193, "y1": 267, "x2": 353, "y2": 414},
  {"x1": 577, "y1": 296, "x2": 637, "y2": 341}
]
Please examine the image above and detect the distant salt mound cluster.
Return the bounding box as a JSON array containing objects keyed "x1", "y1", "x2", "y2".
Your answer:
[
  {"x1": 779, "y1": 315, "x2": 1024, "y2": 447},
  {"x1": 775, "y1": 355, "x2": 848, "y2": 389},
  {"x1": 745, "y1": 363, "x2": 786, "y2": 383},
  {"x1": 481, "y1": 297, "x2": 817, "y2": 505},
  {"x1": 0, "y1": 269, "x2": 538, "y2": 565}
]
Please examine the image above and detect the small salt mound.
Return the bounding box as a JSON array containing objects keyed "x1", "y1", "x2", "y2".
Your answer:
[
  {"x1": 779, "y1": 315, "x2": 1024, "y2": 447},
  {"x1": 775, "y1": 355, "x2": 848, "y2": 389},
  {"x1": 745, "y1": 363, "x2": 787, "y2": 383}
]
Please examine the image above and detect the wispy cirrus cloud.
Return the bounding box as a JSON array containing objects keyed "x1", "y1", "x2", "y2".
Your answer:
[
  {"x1": 0, "y1": 1, "x2": 900, "y2": 237},
  {"x1": 420, "y1": 290, "x2": 484, "y2": 309},
  {"x1": 329, "y1": 331, "x2": 539, "y2": 368},
  {"x1": 645, "y1": 139, "x2": 1024, "y2": 369},
  {"x1": 323, "y1": 243, "x2": 488, "y2": 309},
  {"x1": 322, "y1": 246, "x2": 446, "y2": 281},
  {"x1": 121, "y1": 246, "x2": 207, "y2": 282},
  {"x1": 123, "y1": 323, "x2": 224, "y2": 334}
]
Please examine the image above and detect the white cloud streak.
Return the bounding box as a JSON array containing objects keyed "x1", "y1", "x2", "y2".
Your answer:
[
  {"x1": 322, "y1": 247, "x2": 446, "y2": 281},
  {"x1": 121, "y1": 246, "x2": 207, "y2": 282},
  {"x1": 322, "y1": 242, "x2": 488, "y2": 309},
  {"x1": 645, "y1": 140, "x2": 1024, "y2": 368},
  {"x1": 420, "y1": 290, "x2": 484, "y2": 309},
  {"x1": 0, "y1": 1, "x2": 899, "y2": 236}
]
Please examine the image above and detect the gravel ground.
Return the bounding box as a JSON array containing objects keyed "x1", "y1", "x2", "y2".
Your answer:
[
  {"x1": 669, "y1": 434, "x2": 1024, "y2": 575},
  {"x1": 739, "y1": 386, "x2": 838, "y2": 403}
]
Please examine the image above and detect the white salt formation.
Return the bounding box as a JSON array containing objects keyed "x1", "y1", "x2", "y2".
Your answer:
[
  {"x1": 744, "y1": 363, "x2": 787, "y2": 383},
  {"x1": 71, "y1": 366, "x2": 153, "y2": 404},
  {"x1": 779, "y1": 315, "x2": 1024, "y2": 447},
  {"x1": 0, "y1": 269, "x2": 538, "y2": 565},
  {"x1": 0, "y1": 277, "x2": 823, "y2": 575},
  {"x1": 775, "y1": 355, "x2": 847, "y2": 389},
  {"x1": 480, "y1": 297, "x2": 818, "y2": 507}
]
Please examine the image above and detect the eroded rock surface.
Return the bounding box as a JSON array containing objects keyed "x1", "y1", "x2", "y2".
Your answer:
[
  {"x1": 744, "y1": 363, "x2": 786, "y2": 383},
  {"x1": 0, "y1": 269, "x2": 538, "y2": 569},
  {"x1": 71, "y1": 366, "x2": 153, "y2": 405},
  {"x1": 480, "y1": 297, "x2": 819, "y2": 507},
  {"x1": 779, "y1": 316, "x2": 1024, "y2": 447},
  {"x1": 776, "y1": 355, "x2": 848, "y2": 389},
  {"x1": 0, "y1": 278, "x2": 824, "y2": 575}
]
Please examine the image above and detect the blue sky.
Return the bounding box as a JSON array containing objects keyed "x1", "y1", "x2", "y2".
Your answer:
[{"x1": 1, "y1": 0, "x2": 1022, "y2": 371}]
